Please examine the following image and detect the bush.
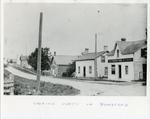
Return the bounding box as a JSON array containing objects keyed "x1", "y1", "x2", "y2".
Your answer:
[
  {"x1": 4, "y1": 64, "x2": 8, "y2": 68},
  {"x1": 142, "y1": 82, "x2": 146, "y2": 86},
  {"x1": 62, "y1": 72, "x2": 67, "y2": 77},
  {"x1": 14, "y1": 83, "x2": 22, "y2": 95}
]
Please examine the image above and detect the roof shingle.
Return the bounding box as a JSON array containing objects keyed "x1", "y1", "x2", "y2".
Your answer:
[
  {"x1": 75, "y1": 51, "x2": 106, "y2": 61},
  {"x1": 54, "y1": 55, "x2": 77, "y2": 65},
  {"x1": 107, "y1": 39, "x2": 146, "y2": 56}
]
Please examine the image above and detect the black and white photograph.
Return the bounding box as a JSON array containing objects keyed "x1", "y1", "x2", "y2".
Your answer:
[{"x1": 3, "y1": 3, "x2": 147, "y2": 96}]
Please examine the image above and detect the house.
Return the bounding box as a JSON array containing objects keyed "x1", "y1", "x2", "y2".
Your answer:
[
  {"x1": 75, "y1": 48, "x2": 108, "y2": 78},
  {"x1": 7, "y1": 58, "x2": 17, "y2": 64},
  {"x1": 50, "y1": 52, "x2": 77, "y2": 77},
  {"x1": 107, "y1": 38, "x2": 147, "y2": 81},
  {"x1": 4, "y1": 58, "x2": 8, "y2": 65}
]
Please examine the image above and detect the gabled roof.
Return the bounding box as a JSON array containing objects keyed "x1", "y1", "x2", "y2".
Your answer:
[
  {"x1": 107, "y1": 39, "x2": 147, "y2": 56},
  {"x1": 75, "y1": 51, "x2": 106, "y2": 61},
  {"x1": 20, "y1": 56, "x2": 28, "y2": 61},
  {"x1": 53, "y1": 55, "x2": 77, "y2": 65}
]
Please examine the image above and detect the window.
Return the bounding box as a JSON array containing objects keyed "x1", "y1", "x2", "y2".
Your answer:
[
  {"x1": 89, "y1": 66, "x2": 92, "y2": 74},
  {"x1": 141, "y1": 48, "x2": 147, "y2": 58},
  {"x1": 104, "y1": 67, "x2": 108, "y2": 75},
  {"x1": 111, "y1": 65, "x2": 115, "y2": 74},
  {"x1": 78, "y1": 66, "x2": 80, "y2": 74},
  {"x1": 117, "y1": 50, "x2": 119, "y2": 57},
  {"x1": 101, "y1": 56, "x2": 105, "y2": 63},
  {"x1": 125, "y1": 66, "x2": 128, "y2": 74}
]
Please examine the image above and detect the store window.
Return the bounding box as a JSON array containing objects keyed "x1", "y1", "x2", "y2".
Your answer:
[
  {"x1": 111, "y1": 65, "x2": 115, "y2": 74},
  {"x1": 104, "y1": 67, "x2": 108, "y2": 75}
]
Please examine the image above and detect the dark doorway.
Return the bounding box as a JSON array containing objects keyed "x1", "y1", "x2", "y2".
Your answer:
[
  {"x1": 143, "y1": 64, "x2": 147, "y2": 80},
  {"x1": 118, "y1": 65, "x2": 122, "y2": 78},
  {"x1": 83, "y1": 66, "x2": 86, "y2": 77}
]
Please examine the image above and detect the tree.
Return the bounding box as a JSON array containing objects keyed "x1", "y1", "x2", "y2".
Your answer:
[{"x1": 28, "y1": 47, "x2": 51, "y2": 71}]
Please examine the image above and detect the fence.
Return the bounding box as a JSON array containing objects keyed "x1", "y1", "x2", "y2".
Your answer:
[{"x1": 4, "y1": 73, "x2": 14, "y2": 95}]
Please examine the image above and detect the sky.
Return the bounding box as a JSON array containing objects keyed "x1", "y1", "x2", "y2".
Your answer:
[{"x1": 4, "y1": 3, "x2": 147, "y2": 59}]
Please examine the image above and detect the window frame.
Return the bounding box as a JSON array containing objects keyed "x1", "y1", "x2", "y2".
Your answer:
[
  {"x1": 111, "y1": 65, "x2": 115, "y2": 75},
  {"x1": 89, "y1": 66, "x2": 92, "y2": 74},
  {"x1": 125, "y1": 65, "x2": 128, "y2": 75},
  {"x1": 104, "y1": 67, "x2": 108, "y2": 75},
  {"x1": 101, "y1": 56, "x2": 105, "y2": 63},
  {"x1": 117, "y1": 49, "x2": 119, "y2": 57},
  {"x1": 78, "y1": 66, "x2": 80, "y2": 74}
]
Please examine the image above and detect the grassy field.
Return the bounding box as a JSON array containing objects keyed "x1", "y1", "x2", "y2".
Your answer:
[
  {"x1": 4, "y1": 69, "x2": 80, "y2": 95},
  {"x1": 14, "y1": 75, "x2": 80, "y2": 95}
]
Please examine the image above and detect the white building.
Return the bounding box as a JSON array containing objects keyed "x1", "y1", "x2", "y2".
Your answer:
[
  {"x1": 107, "y1": 38, "x2": 147, "y2": 81},
  {"x1": 75, "y1": 48, "x2": 108, "y2": 78}
]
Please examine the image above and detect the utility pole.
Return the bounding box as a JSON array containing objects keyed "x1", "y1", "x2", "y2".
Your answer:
[
  {"x1": 94, "y1": 33, "x2": 98, "y2": 78},
  {"x1": 36, "y1": 12, "x2": 43, "y2": 94}
]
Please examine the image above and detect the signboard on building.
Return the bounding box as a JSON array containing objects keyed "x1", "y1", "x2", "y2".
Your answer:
[{"x1": 108, "y1": 58, "x2": 133, "y2": 63}]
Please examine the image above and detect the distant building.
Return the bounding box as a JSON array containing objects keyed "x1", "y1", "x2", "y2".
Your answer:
[
  {"x1": 3, "y1": 58, "x2": 8, "y2": 65},
  {"x1": 50, "y1": 52, "x2": 77, "y2": 77},
  {"x1": 7, "y1": 58, "x2": 17, "y2": 64},
  {"x1": 107, "y1": 38, "x2": 147, "y2": 81},
  {"x1": 75, "y1": 48, "x2": 108, "y2": 78},
  {"x1": 20, "y1": 55, "x2": 31, "y2": 68}
]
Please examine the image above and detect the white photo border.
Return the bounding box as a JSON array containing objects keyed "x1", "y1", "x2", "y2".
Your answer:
[{"x1": 1, "y1": 0, "x2": 150, "y2": 119}]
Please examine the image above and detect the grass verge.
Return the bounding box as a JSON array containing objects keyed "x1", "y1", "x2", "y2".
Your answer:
[
  {"x1": 4, "y1": 69, "x2": 80, "y2": 95},
  {"x1": 14, "y1": 75, "x2": 80, "y2": 95}
]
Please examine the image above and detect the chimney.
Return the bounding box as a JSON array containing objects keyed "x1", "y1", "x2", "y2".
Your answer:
[
  {"x1": 104, "y1": 45, "x2": 108, "y2": 52},
  {"x1": 121, "y1": 38, "x2": 126, "y2": 42},
  {"x1": 82, "y1": 48, "x2": 89, "y2": 55},
  {"x1": 85, "y1": 48, "x2": 89, "y2": 54},
  {"x1": 54, "y1": 51, "x2": 56, "y2": 56}
]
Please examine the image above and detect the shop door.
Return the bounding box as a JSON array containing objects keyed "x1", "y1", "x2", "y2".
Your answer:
[
  {"x1": 118, "y1": 65, "x2": 122, "y2": 78},
  {"x1": 83, "y1": 66, "x2": 86, "y2": 77}
]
